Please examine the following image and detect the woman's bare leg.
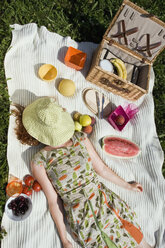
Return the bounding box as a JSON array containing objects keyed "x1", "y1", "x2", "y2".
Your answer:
[{"x1": 136, "y1": 238, "x2": 154, "y2": 248}]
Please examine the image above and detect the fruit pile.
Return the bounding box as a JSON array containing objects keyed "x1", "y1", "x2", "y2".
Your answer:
[
  {"x1": 8, "y1": 195, "x2": 30, "y2": 217},
  {"x1": 110, "y1": 58, "x2": 127, "y2": 80},
  {"x1": 22, "y1": 175, "x2": 41, "y2": 196},
  {"x1": 73, "y1": 112, "x2": 96, "y2": 135}
]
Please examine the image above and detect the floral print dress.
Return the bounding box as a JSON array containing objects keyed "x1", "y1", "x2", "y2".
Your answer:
[{"x1": 32, "y1": 132, "x2": 143, "y2": 248}]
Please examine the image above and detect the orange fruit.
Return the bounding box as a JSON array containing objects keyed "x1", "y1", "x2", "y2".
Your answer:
[{"x1": 6, "y1": 181, "x2": 23, "y2": 197}]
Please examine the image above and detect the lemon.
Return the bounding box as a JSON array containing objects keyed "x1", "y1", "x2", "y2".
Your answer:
[
  {"x1": 79, "y1": 115, "x2": 91, "y2": 127},
  {"x1": 58, "y1": 79, "x2": 76, "y2": 97}
]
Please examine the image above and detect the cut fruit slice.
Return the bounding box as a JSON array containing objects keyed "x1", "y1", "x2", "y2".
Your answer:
[
  {"x1": 102, "y1": 136, "x2": 140, "y2": 159},
  {"x1": 6, "y1": 181, "x2": 23, "y2": 197},
  {"x1": 8, "y1": 174, "x2": 21, "y2": 183}
]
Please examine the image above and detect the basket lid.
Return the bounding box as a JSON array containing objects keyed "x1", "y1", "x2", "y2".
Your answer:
[{"x1": 103, "y1": 0, "x2": 165, "y2": 64}]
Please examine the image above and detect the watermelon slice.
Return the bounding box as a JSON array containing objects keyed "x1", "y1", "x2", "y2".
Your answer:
[{"x1": 102, "y1": 136, "x2": 140, "y2": 159}]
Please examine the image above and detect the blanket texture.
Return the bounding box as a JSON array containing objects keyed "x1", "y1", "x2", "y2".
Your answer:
[{"x1": 1, "y1": 23, "x2": 165, "y2": 248}]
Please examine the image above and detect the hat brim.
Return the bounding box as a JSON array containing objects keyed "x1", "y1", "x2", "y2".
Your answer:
[{"x1": 22, "y1": 98, "x2": 75, "y2": 146}]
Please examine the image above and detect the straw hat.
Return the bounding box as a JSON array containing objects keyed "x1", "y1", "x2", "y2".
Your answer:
[{"x1": 22, "y1": 97, "x2": 75, "y2": 146}]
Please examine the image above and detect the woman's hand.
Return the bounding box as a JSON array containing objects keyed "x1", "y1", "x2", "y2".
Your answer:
[
  {"x1": 62, "y1": 240, "x2": 73, "y2": 248},
  {"x1": 128, "y1": 181, "x2": 143, "y2": 192},
  {"x1": 84, "y1": 137, "x2": 143, "y2": 191}
]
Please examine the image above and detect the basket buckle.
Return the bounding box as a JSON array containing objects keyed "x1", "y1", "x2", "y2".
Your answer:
[{"x1": 113, "y1": 80, "x2": 124, "y2": 86}]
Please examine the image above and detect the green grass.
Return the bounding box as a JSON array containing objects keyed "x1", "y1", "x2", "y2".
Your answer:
[{"x1": 0, "y1": 0, "x2": 165, "y2": 240}]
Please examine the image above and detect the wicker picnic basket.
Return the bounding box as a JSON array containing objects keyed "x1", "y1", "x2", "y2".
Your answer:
[{"x1": 86, "y1": 0, "x2": 165, "y2": 101}]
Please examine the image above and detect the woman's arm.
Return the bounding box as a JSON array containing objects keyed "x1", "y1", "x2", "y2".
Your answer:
[
  {"x1": 31, "y1": 162, "x2": 73, "y2": 248},
  {"x1": 84, "y1": 137, "x2": 143, "y2": 192}
]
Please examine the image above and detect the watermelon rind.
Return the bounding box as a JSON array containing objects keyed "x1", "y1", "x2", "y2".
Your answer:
[{"x1": 102, "y1": 135, "x2": 141, "y2": 159}]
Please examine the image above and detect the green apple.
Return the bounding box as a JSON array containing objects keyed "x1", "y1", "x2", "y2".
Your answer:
[{"x1": 74, "y1": 121, "x2": 82, "y2": 131}]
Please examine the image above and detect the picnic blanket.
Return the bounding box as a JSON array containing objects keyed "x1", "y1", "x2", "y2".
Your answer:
[{"x1": 1, "y1": 23, "x2": 165, "y2": 248}]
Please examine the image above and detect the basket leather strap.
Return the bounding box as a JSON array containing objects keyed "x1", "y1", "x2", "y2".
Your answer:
[
  {"x1": 137, "y1": 34, "x2": 161, "y2": 57},
  {"x1": 99, "y1": 77, "x2": 130, "y2": 94},
  {"x1": 111, "y1": 20, "x2": 138, "y2": 45},
  {"x1": 122, "y1": 20, "x2": 128, "y2": 45},
  {"x1": 146, "y1": 34, "x2": 152, "y2": 57}
]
